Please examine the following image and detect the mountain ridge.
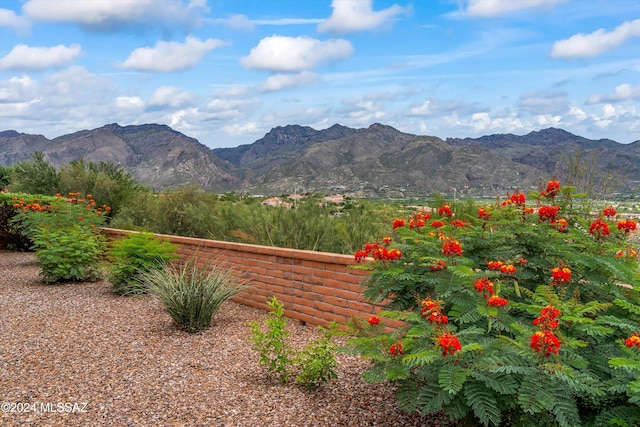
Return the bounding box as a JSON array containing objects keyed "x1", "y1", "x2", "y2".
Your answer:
[{"x1": 1, "y1": 123, "x2": 638, "y2": 197}]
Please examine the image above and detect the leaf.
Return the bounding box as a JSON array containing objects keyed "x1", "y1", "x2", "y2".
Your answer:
[
  {"x1": 438, "y1": 364, "x2": 468, "y2": 395},
  {"x1": 463, "y1": 380, "x2": 501, "y2": 426}
]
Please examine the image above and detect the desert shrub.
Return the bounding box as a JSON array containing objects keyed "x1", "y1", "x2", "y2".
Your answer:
[
  {"x1": 107, "y1": 232, "x2": 177, "y2": 295},
  {"x1": 9, "y1": 151, "x2": 60, "y2": 195},
  {"x1": 139, "y1": 258, "x2": 247, "y2": 333},
  {"x1": 249, "y1": 296, "x2": 339, "y2": 390},
  {"x1": 12, "y1": 193, "x2": 108, "y2": 282},
  {"x1": 0, "y1": 193, "x2": 58, "y2": 250},
  {"x1": 349, "y1": 182, "x2": 639, "y2": 426}
]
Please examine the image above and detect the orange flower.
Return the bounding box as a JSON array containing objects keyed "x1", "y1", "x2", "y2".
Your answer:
[
  {"x1": 538, "y1": 205, "x2": 560, "y2": 222},
  {"x1": 437, "y1": 333, "x2": 462, "y2": 356},
  {"x1": 438, "y1": 204, "x2": 453, "y2": 217},
  {"x1": 487, "y1": 260, "x2": 504, "y2": 271},
  {"x1": 478, "y1": 206, "x2": 491, "y2": 220},
  {"x1": 500, "y1": 264, "x2": 516, "y2": 275},
  {"x1": 368, "y1": 316, "x2": 380, "y2": 326},
  {"x1": 429, "y1": 260, "x2": 447, "y2": 271},
  {"x1": 389, "y1": 342, "x2": 403, "y2": 356},
  {"x1": 473, "y1": 277, "x2": 494, "y2": 299},
  {"x1": 602, "y1": 206, "x2": 617, "y2": 218},
  {"x1": 450, "y1": 219, "x2": 466, "y2": 228},
  {"x1": 487, "y1": 295, "x2": 508, "y2": 307},
  {"x1": 530, "y1": 330, "x2": 561, "y2": 357},
  {"x1": 392, "y1": 218, "x2": 405, "y2": 229},
  {"x1": 625, "y1": 333, "x2": 640, "y2": 349},
  {"x1": 430, "y1": 221, "x2": 444, "y2": 228},
  {"x1": 551, "y1": 265, "x2": 571, "y2": 286},
  {"x1": 617, "y1": 219, "x2": 637, "y2": 233},
  {"x1": 589, "y1": 218, "x2": 610, "y2": 237},
  {"x1": 542, "y1": 180, "x2": 561, "y2": 198},
  {"x1": 442, "y1": 238, "x2": 463, "y2": 257}
]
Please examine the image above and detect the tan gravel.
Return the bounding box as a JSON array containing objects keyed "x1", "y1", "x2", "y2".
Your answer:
[{"x1": 0, "y1": 250, "x2": 445, "y2": 427}]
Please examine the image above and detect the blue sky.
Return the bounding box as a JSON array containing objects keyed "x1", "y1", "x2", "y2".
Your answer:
[{"x1": 1, "y1": 0, "x2": 639, "y2": 149}]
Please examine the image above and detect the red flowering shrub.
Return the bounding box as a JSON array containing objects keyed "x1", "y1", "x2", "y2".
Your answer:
[
  {"x1": 438, "y1": 204, "x2": 453, "y2": 217},
  {"x1": 349, "y1": 182, "x2": 640, "y2": 426},
  {"x1": 617, "y1": 219, "x2": 637, "y2": 233},
  {"x1": 603, "y1": 206, "x2": 617, "y2": 218}
]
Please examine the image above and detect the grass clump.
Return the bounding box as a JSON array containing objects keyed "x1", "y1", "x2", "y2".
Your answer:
[{"x1": 139, "y1": 258, "x2": 247, "y2": 333}]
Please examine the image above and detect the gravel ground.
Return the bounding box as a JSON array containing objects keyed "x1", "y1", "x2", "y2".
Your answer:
[{"x1": 0, "y1": 250, "x2": 446, "y2": 427}]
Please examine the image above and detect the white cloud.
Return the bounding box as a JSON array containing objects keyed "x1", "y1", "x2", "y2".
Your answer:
[
  {"x1": 260, "y1": 71, "x2": 319, "y2": 92},
  {"x1": 0, "y1": 43, "x2": 81, "y2": 71},
  {"x1": 241, "y1": 36, "x2": 353, "y2": 72},
  {"x1": 568, "y1": 106, "x2": 587, "y2": 121},
  {"x1": 409, "y1": 100, "x2": 432, "y2": 116},
  {"x1": 0, "y1": 8, "x2": 30, "y2": 33},
  {"x1": 550, "y1": 19, "x2": 640, "y2": 58},
  {"x1": 116, "y1": 96, "x2": 144, "y2": 110},
  {"x1": 318, "y1": 0, "x2": 408, "y2": 33},
  {"x1": 22, "y1": 0, "x2": 207, "y2": 30},
  {"x1": 586, "y1": 83, "x2": 640, "y2": 105},
  {"x1": 517, "y1": 90, "x2": 568, "y2": 115},
  {"x1": 148, "y1": 86, "x2": 199, "y2": 109},
  {"x1": 466, "y1": 0, "x2": 567, "y2": 17},
  {"x1": 534, "y1": 114, "x2": 562, "y2": 127},
  {"x1": 121, "y1": 36, "x2": 228, "y2": 72}
]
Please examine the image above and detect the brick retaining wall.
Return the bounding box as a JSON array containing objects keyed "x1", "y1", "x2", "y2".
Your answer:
[{"x1": 101, "y1": 228, "x2": 390, "y2": 327}]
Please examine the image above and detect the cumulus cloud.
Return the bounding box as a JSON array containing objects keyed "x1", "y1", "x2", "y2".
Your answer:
[
  {"x1": 116, "y1": 96, "x2": 144, "y2": 110},
  {"x1": 121, "y1": 36, "x2": 228, "y2": 72},
  {"x1": 147, "y1": 86, "x2": 199, "y2": 109},
  {"x1": 550, "y1": 19, "x2": 640, "y2": 58},
  {"x1": 241, "y1": 36, "x2": 353, "y2": 72},
  {"x1": 260, "y1": 71, "x2": 319, "y2": 92},
  {"x1": 318, "y1": 0, "x2": 408, "y2": 33},
  {"x1": 409, "y1": 100, "x2": 432, "y2": 116},
  {"x1": 466, "y1": 0, "x2": 567, "y2": 17},
  {"x1": 22, "y1": 0, "x2": 207, "y2": 30},
  {"x1": 586, "y1": 83, "x2": 640, "y2": 105},
  {"x1": 0, "y1": 8, "x2": 30, "y2": 33},
  {"x1": 0, "y1": 43, "x2": 81, "y2": 71}
]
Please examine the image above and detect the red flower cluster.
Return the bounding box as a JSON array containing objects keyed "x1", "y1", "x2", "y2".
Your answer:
[
  {"x1": 487, "y1": 260, "x2": 504, "y2": 270},
  {"x1": 500, "y1": 264, "x2": 516, "y2": 275},
  {"x1": 533, "y1": 305, "x2": 561, "y2": 330},
  {"x1": 392, "y1": 218, "x2": 405, "y2": 229},
  {"x1": 421, "y1": 297, "x2": 449, "y2": 325},
  {"x1": 473, "y1": 277, "x2": 495, "y2": 299},
  {"x1": 478, "y1": 206, "x2": 491, "y2": 221},
  {"x1": 368, "y1": 316, "x2": 380, "y2": 326},
  {"x1": 382, "y1": 237, "x2": 393, "y2": 244},
  {"x1": 429, "y1": 260, "x2": 447, "y2": 271},
  {"x1": 519, "y1": 257, "x2": 528, "y2": 266},
  {"x1": 551, "y1": 265, "x2": 572, "y2": 286},
  {"x1": 438, "y1": 333, "x2": 462, "y2": 357},
  {"x1": 602, "y1": 206, "x2": 617, "y2": 218},
  {"x1": 541, "y1": 180, "x2": 560, "y2": 198},
  {"x1": 617, "y1": 219, "x2": 637, "y2": 233},
  {"x1": 589, "y1": 218, "x2": 610, "y2": 237},
  {"x1": 552, "y1": 218, "x2": 568, "y2": 232},
  {"x1": 625, "y1": 333, "x2": 640, "y2": 349},
  {"x1": 442, "y1": 238, "x2": 463, "y2": 257},
  {"x1": 438, "y1": 204, "x2": 453, "y2": 217},
  {"x1": 538, "y1": 205, "x2": 561, "y2": 223},
  {"x1": 450, "y1": 219, "x2": 466, "y2": 228},
  {"x1": 616, "y1": 247, "x2": 639, "y2": 259},
  {"x1": 430, "y1": 221, "x2": 444, "y2": 228},
  {"x1": 487, "y1": 295, "x2": 508, "y2": 307},
  {"x1": 531, "y1": 305, "x2": 562, "y2": 357},
  {"x1": 409, "y1": 211, "x2": 431, "y2": 229},
  {"x1": 355, "y1": 243, "x2": 403, "y2": 262},
  {"x1": 530, "y1": 331, "x2": 561, "y2": 357},
  {"x1": 389, "y1": 342, "x2": 403, "y2": 356},
  {"x1": 502, "y1": 191, "x2": 526, "y2": 206}
]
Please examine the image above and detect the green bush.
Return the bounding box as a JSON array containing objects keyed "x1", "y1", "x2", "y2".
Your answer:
[
  {"x1": 11, "y1": 193, "x2": 107, "y2": 282},
  {"x1": 107, "y1": 232, "x2": 177, "y2": 295},
  {"x1": 249, "y1": 296, "x2": 339, "y2": 390},
  {"x1": 349, "y1": 182, "x2": 640, "y2": 426},
  {"x1": 138, "y1": 258, "x2": 247, "y2": 333},
  {"x1": 0, "y1": 193, "x2": 58, "y2": 250}
]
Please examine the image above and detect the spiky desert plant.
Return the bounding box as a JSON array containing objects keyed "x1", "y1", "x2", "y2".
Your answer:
[{"x1": 140, "y1": 258, "x2": 248, "y2": 333}]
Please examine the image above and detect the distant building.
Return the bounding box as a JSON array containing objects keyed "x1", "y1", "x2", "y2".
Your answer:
[
  {"x1": 261, "y1": 197, "x2": 292, "y2": 209},
  {"x1": 322, "y1": 194, "x2": 344, "y2": 204}
]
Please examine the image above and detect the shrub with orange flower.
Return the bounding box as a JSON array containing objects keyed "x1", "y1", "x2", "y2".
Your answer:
[
  {"x1": 487, "y1": 260, "x2": 504, "y2": 271},
  {"x1": 392, "y1": 218, "x2": 405, "y2": 229},
  {"x1": 551, "y1": 264, "x2": 572, "y2": 286},
  {"x1": 368, "y1": 316, "x2": 380, "y2": 326},
  {"x1": 500, "y1": 264, "x2": 516, "y2": 275},
  {"x1": 625, "y1": 333, "x2": 640, "y2": 349},
  {"x1": 487, "y1": 295, "x2": 508, "y2": 307},
  {"x1": 430, "y1": 220, "x2": 444, "y2": 228},
  {"x1": 478, "y1": 206, "x2": 491, "y2": 220},
  {"x1": 429, "y1": 260, "x2": 447, "y2": 271},
  {"x1": 473, "y1": 277, "x2": 494, "y2": 299}
]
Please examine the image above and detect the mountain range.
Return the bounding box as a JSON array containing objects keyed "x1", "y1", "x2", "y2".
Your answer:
[{"x1": 1, "y1": 123, "x2": 638, "y2": 197}]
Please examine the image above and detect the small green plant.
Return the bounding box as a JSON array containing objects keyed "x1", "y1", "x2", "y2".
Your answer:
[
  {"x1": 249, "y1": 296, "x2": 339, "y2": 390},
  {"x1": 139, "y1": 258, "x2": 247, "y2": 333},
  {"x1": 107, "y1": 232, "x2": 177, "y2": 295},
  {"x1": 249, "y1": 296, "x2": 294, "y2": 383},
  {"x1": 295, "y1": 323, "x2": 339, "y2": 390}
]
